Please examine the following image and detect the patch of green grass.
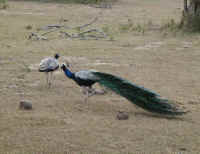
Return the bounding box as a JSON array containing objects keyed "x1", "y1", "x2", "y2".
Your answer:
[
  {"x1": 181, "y1": 15, "x2": 200, "y2": 32},
  {"x1": 66, "y1": 0, "x2": 101, "y2": 4},
  {"x1": 21, "y1": 62, "x2": 31, "y2": 73},
  {"x1": 131, "y1": 23, "x2": 146, "y2": 34},
  {"x1": 118, "y1": 19, "x2": 149, "y2": 34},
  {"x1": 0, "y1": 0, "x2": 8, "y2": 9},
  {"x1": 67, "y1": 0, "x2": 117, "y2": 4},
  {"x1": 102, "y1": 25, "x2": 115, "y2": 41},
  {"x1": 19, "y1": 0, "x2": 116, "y2": 4},
  {"x1": 118, "y1": 19, "x2": 134, "y2": 33},
  {"x1": 160, "y1": 19, "x2": 179, "y2": 32}
]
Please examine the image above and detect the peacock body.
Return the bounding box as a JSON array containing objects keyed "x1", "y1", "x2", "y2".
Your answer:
[{"x1": 61, "y1": 64, "x2": 186, "y2": 116}]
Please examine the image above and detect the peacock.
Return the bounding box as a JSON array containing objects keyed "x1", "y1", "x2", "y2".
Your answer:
[
  {"x1": 39, "y1": 53, "x2": 60, "y2": 87},
  {"x1": 61, "y1": 63, "x2": 186, "y2": 116}
]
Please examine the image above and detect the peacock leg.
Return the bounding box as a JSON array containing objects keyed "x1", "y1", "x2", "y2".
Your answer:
[
  {"x1": 88, "y1": 87, "x2": 96, "y2": 97},
  {"x1": 85, "y1": 90, "x2": 89, "y2": 103},
  {"x1": 81, "y1": 86, "x2": 89, "y2": 103}
]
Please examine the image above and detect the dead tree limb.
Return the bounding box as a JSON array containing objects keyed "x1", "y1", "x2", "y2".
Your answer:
[
  {"x1": 41, "y1": 28, "x2": 61, "y2": 36},
  {"x1": 78, "y1": 29, "x2": 107, "y2": 38},
  {"x1": 60, "y1": 31, "x2": 73, "y2": 38},
  {"x1": 28, "y1": 16, "x2": 108, "y2": 41},
  {"x1": 184, "y1": 0, "x2": 188, "y2": 12},
  {"x1": 28, "y1": 33, "x2": 47, "y2": 40},
  {"x1": 75, "y1": 17, "x2": 98, "y2": 30},
  {"x1": 39, "y1": 24, "x2": 65, "y2": 31}
]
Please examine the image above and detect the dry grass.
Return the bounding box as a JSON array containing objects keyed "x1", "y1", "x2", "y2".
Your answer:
[{"x1": 0, "y1": 0, "x2": 200, "y2": 153}]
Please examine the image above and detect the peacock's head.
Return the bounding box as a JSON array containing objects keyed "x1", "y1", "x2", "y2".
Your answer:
[
  {"x1": 61, "y1": 63, "x2": 66, "y2": 70},
  {"x1": 54, "y1": 53, "x2": 60, "y2": 59},
  {"x1": 61, "y1": 63, "x2": 70, "y2": 70}
]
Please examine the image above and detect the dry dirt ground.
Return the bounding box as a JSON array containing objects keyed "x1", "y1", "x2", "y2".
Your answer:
[{"x1": 0, "y1": 0, "x2": 200, "y2": 153}]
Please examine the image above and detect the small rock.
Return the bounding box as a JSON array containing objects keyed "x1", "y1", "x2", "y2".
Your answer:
[
  {"x1": 19, "y1": 101, "x2": 32, "y2": 110},
  {"x1": 183, "y1": 45, "x2": 190, "y2": 48},
  {"x1": 25, "y1": 25, "x2": 32, "y2": 30},
  {"x1": 179, "y1": 147, "x2": 187, "y2": 151},
  {"x1": 116, "y1": 111, "x2": 129, "y2": 120},
  {"x1": 188, "y1": 101, "x2": 198, "y2": 105}
]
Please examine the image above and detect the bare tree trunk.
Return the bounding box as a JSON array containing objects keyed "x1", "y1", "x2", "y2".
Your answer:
[
  {"x1": 184, "y1": 0, "x2": 188, "y2": 12},
  {"x1": 180, "y1": 0, "x2": 200, "y2": 31},
  {"x1": 187, "y1": 0, "x2": 200, "y2": 15}
]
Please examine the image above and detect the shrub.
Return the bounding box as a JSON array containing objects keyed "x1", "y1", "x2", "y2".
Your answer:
[
  {"x1": 62, "y1": 0, "x2": 115, "y2": 4},
  {"x1": 181, "y1": 14, "x2": 200, "y2": 32},
  {"x1": 160, "y1": 19, "x2": 179, "y2": 32},
  {"x1": 0, "y1": 0, "x2": 8, "y2": 9}
]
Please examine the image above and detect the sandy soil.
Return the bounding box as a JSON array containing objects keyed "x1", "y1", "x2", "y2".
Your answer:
[{"x1": 0, "y1": 0, "x2": 200, "y2": 153}]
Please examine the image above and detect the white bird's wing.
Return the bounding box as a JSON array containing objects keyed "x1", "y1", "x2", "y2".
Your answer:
[
  {"x1": 39, "y1": 57, "x2": 59, "y2": 71},
  {"x1": 75, "y1": 70, "x2": 98, "y2": 80},
  {"x1": 48, "y1": 58, "x2": 59, "y2": 70}
]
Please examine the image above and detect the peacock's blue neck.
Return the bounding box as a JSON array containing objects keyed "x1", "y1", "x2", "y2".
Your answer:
[{"x1": 64, "y1": 68, "x2": 74, "y2": 79}]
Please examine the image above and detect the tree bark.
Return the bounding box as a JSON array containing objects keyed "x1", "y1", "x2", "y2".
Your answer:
[
  {"x1": 180, "y1": 0, "x2": 200, "y2": 31},
  {"x1": 188, "y1": 0, "x2": 200, "y2": 15},
  {"x1": 184, "y1": 0, "x2": 188, "y2": 12}
]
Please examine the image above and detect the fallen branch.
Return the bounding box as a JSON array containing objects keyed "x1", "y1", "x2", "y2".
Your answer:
[
  {"x1": 39, "y1": 24, "x2": 64, "y2": 31},
  {"x1": 60, "y1": 31, "x2": 83, "y2": 39},
  {"x1": 40, "y1": 17, "x2": 98, "y2": 31},
  {"x1": 78, "y1": 29, "x2": 107, "y2": 38},
  {"x1": 75, "y1": 17, "x2": 98, "y2": 30},
  {"x1": 41, "y1": 28, "x2": 61, "y2": 36},
  {"x1": 59, "y1": 28, "x2": 107, "y2": 40},
  {"x1": 27, "y1": 17, "x2": 109, "y2": 41},
  {"x1": 28, "y1": 33, "x2": 47, "y2": 40},
  {"x1": 60, "y1": 31, "x2": 73, "y2": 38},
  {"x1": 90, "y1": 3, "x2": 112, "y2": 9}
]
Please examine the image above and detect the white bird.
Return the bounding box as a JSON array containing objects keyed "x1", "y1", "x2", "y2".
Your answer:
[{"x1": 39, "y1": 53, "x2": 60, "y2": 87}]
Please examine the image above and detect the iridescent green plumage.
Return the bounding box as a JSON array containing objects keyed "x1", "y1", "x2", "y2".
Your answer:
[{"x1": 93, "y1": 72, "x2": 186, "y2": 116}]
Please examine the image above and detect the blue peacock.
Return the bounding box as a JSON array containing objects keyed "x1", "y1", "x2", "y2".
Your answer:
[{"x1": 61, "y1": 63, "x2": 186, "y2": 116}]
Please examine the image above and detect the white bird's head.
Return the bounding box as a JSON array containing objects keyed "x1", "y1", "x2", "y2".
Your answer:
[{"x1": 54, "y1": 53, "x2": 60, "y2": 59}]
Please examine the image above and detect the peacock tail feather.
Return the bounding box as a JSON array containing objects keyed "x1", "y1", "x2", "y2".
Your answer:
[{"x1": 93, "y1": 72, "x2": 186, "y2": 116}]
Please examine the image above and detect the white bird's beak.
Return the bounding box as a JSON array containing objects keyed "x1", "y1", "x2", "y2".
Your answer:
[
  {"x1": 65, "y1": 62, "x2": 70, "y2": 67},
  {"x1": 64, "y1": 60, "x2": 70, "y2": 68}
]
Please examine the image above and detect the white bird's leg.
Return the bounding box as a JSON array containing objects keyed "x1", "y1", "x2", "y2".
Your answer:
[
  {"x1": 49, "y1": 72, "x2": 53, "y2": 88},
  {"x1": 49, "y1": 72, "x2": 53, "y2": 87},
  {"x1": 85, "y1": 89, "x2": 89, "y2": 103},
  {"x1": 47, "y1": 72, "x2": 51, "y2": 88},
  {"x1": 51, "y1": 72, "x2": 55, "y2": 86},
  {"x1": 46, "y1": 72, "x2": 49, "y2": 86}
]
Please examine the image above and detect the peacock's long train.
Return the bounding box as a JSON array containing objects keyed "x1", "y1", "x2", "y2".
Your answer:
[{"x1": 61, "y1": 64, "x2": 187, "y2": 116}]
